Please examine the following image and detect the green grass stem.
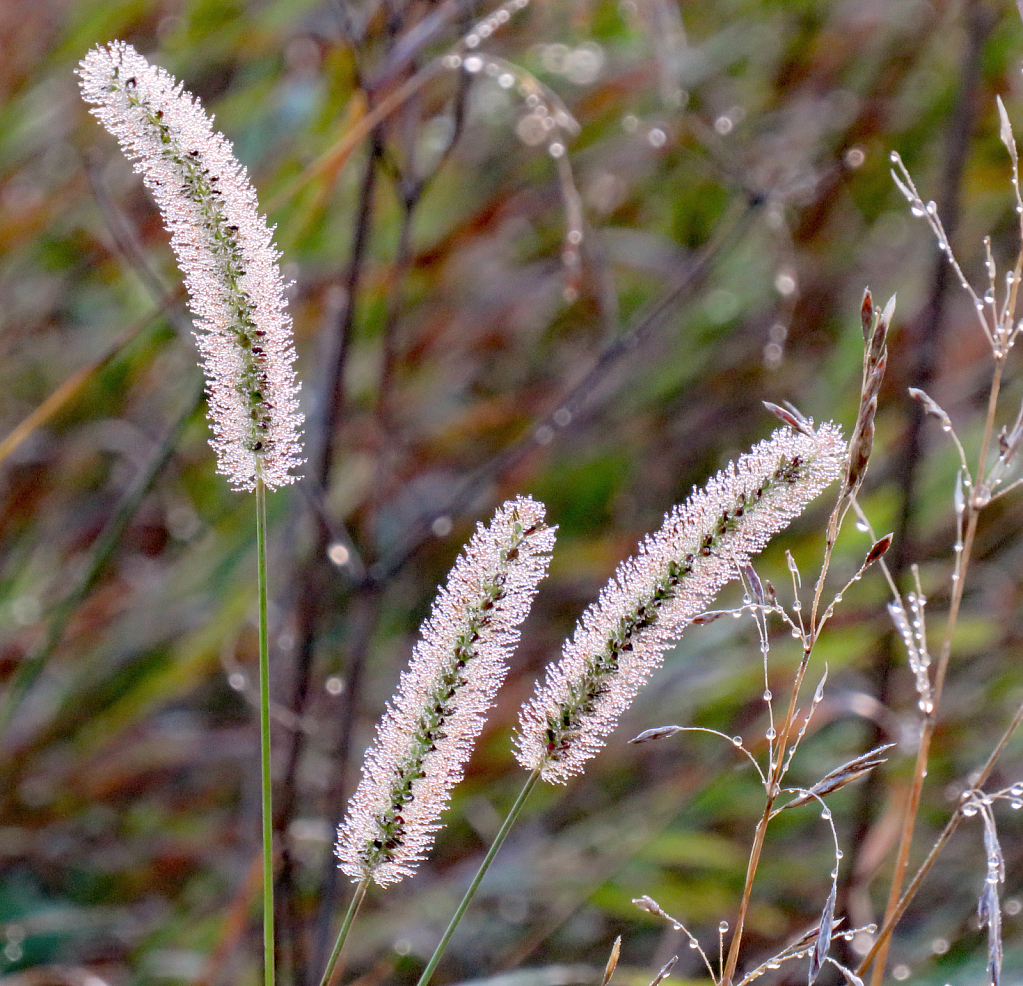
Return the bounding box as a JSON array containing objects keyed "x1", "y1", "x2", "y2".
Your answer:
[
  {"x1": 256, "y1": 477, "x2": 275, "y2": 986},
  {"x1": 415, "y1": 767, "x2": 542, "y2": 986},
  {"x1": 318, "y1": 877, "x2": 370, "y2": 986}
]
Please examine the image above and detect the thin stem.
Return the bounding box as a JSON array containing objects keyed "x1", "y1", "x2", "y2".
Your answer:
[
  {"x1": 302, "y1": 137, "x2": 384, "y2": 979},
  {"x1": 810, "y1": 502, "x2": 843, "y2": 634},
  {"x1": 319, "y1": 878, "x2": 370, "y2": 986},
  {"x1": 721, "y1": 485, "x2": 846, "y2": 986},
  {"x1": 415, "y1": 768, "x2": 542, "y2": 986},
  {"x1": 720, "y1": 785, "x2": 779, "y2": 986},
  {"x1": 267, "y1": 63, "x2": 442, "y2": 215},
  {"x1": 857, "y1": 693, "x2": 1023, "y2": 977},
  {"x1": 720, "y1": 645, "x2": 810, "y2": 986},
  {"x1": 867, "y1": 358, "x2": 1002, "y2": 986},
  {"x1": 256, "y1": 477, "x2": 276, "y2": 986}
]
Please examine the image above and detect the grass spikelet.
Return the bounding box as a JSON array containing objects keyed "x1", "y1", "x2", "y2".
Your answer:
[
  {"x1": 337, "y1": 496, "x2": 555, "y2": 886},
  {"x1": 515, "y1": 424, "x2": 846, "y2": 784},
  {"x1": 78, "y1": 41, "x2": 303, "y2": 490}
]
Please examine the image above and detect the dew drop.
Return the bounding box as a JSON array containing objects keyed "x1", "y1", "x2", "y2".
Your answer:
[
  {"x1": 763, "y1": 690, "x2": 772, "y2": 701},
  {"x1": 464, "y1": 55, "x2": 483, "y2": 73},
  {"x1": 821, "y1": 807, "x2": 832, "y2": 820},
  {"x1": 732, "y1": 736, "x2": 743, "y2": 746},
  {"x1": 548, "y1": 142, "x2": 565, "y2": 158}
]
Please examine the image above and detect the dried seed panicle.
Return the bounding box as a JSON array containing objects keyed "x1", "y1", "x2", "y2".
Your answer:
[
  {"x1": 778, "y1": 743, "x2": 894, "y2": 812},
  {"x1": 78, "y1": 42, "x2": 303, "y2": 490},
  {"x1": 843, "y1": 289, "x2": 891, "y2": 504},
  {"x1": 337, "y1": 497, "x2": 555, "y2": 886},
  {"x1": 515, "y1": 424, "x2": 846, "y2": 784}
]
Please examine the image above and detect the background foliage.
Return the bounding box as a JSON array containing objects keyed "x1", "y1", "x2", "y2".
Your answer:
[{"x1": 2, "y1": 0, "x2": 1023, "y2": 984}]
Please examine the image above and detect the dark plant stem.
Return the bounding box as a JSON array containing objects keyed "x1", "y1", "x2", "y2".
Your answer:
[
  {"x1": 311, "y1": 584, "x2": 385, "y2": 972},
  {"x1": 275, "y1": 133, "x2": 385, "y2": 984},
  {"x1": 376, "y1": 195, "x2": 761, "y2": 580}
]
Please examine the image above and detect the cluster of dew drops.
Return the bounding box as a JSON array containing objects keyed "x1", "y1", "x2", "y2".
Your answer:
[
  {"x1": 443, "y1": 43, "x2": 575, "y2": 160},
  {"x1": 962, "y1": 783, "x2": 1023, "y2": 816},
  {"x1": 442, "y1": 0, "x2": 588, "y2": 294}
]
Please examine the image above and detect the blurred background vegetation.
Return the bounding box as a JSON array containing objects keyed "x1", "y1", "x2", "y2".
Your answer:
[{"x1": 4, "y1": 0, "x2": 1023, "y2": 983}]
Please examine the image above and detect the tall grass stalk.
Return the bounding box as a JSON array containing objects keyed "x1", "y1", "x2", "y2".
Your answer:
[
  {"x1": 78, "y1": 43, "x2": 306, "y2": 986},
  {"x1": 414, "y1": 767, "x2": 542, "y2": 986},
  {"x1": 318, "y1": 878, "x2": 369, "y2": 986},
  {"x1": 859, "y1": 140, "x2": 1023, "y2": 985},
  {"x1": 863, "y1": 391, "x2": 992, "y2": 986},
  {"x1": 719, "y1": 297, "x2": 889, "y2": 986},
  {"x1": 256, "y1": 477, "x2": 275, "y2": 986}
]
